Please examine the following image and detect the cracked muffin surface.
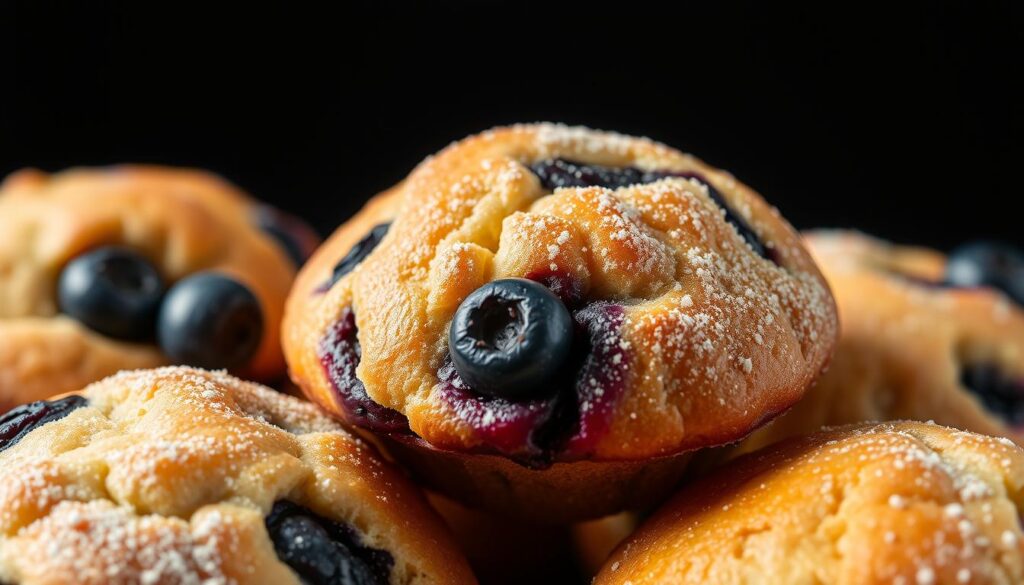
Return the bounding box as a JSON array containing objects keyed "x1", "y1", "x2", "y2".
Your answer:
[
  {"x1": 284, "y1": 124, "x2": 837, "y2": 467},
  {"x1": 0, "y1": 166, "x2": 319, "y2": 411},
  {"x1": 597, "y1": 421, "x2": 1024, "y2": 585},
  {"x1": 0, "y1": 367, "x2": 475, "y2": 585},
  {"x1": 742, "y1": 231, "x2": 1024, "y2": 454}
]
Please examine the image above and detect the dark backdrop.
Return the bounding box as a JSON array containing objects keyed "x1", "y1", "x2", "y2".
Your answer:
[{"x1": 2, "y1": 1, "x2": 1021, "y2": 250}]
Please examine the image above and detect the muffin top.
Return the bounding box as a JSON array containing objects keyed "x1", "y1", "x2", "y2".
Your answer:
[
  {"x1": 741, "y1": 231, "x2": 1024, "y2": 452},
  {"x1": 0, "y1": 166, "x2": 318, "y2": 409},
  {"x1": 0, "y1": 367, "x2": 474, "y2": 585},
  {"x1": 598, "y1": 421, "x2": 1024, "y2": 585},
  {"x1": 285, "y1": 124, "x2": 837, "y2": 465}
]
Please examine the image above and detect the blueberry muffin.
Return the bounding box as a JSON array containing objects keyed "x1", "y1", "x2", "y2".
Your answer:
[
  {"x1": 742, "y1": 231, "x2": 1024, "y2": 454},
  {"x1": 0, "y1": 367, "x2": 475, "y2": 585},
  {"x1": 0, "y1": 166, "x2": 319, "y2": 411},
  {"x1": 283, "y1": 124, "x2": 837, "y2": 521},
  {"x1": 597, "y1": 422, "x2": 1024, "y2": 584}
]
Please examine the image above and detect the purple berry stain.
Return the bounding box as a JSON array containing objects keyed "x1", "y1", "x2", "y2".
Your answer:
[
  {"x1": 436, "y1": 302, "x2": 629, "y2": 466},
  {"x1": 561, "y1": 303, "x2": 627, "y2": 458},
  {"x1": 318, "y1": 309, "x2": 409, "y2": 434}
]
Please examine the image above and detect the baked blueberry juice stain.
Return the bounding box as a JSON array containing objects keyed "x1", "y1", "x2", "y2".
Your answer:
[
  {"x1": 436, "y1": 301, "x2": 628, "y2": 465},
  {"x1": 318, "y1": 309, "x2": 410, "y2": 434},
  {"x1": 316, "y1": 159, "x2": 777, "y2": 466}
]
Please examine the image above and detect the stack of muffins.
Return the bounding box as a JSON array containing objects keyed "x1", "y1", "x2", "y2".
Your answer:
[{"x1": 1, "y1": 125, "x2": 1021, "y2": 584}]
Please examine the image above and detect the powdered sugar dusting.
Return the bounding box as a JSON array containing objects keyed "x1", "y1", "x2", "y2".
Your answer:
[
  {"x1": 3, "y1": 500, "x2": 229, "y2": 585},
  {"x1": 606, "y1": 422, "x2": 1024, "y2": 583},
  {"x1": 0, "y1": 367, "x2": 390, "y2": 585},
  {"x1": 339, "y1": 123, "x2": 836, "y2": 459}
]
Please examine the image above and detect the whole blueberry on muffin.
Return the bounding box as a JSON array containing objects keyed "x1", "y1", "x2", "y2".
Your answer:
[
  {"x1": 0, "y1": 166, "x2": 319, "y2": 411},
  {"x1": 0, "y1": 367, "x2": 475, "y2": 585},
  {"x1": 597, "y1": 422, "x2": 1024, "y2": 584},
  {"x1": 283, "y1": 124, "x2": 837, "y2": 521},
  {"x1": 740, "y1": 231, "x2": 1024, "y2": 454}
]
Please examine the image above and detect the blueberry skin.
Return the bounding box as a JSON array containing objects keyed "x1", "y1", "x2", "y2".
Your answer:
[
  {"x1": 329, "y1": 222, "x2": 392, "y2": 287},
  {"x1": 449, "y1": 278, "x2": 573, "y2": 401},
  {"x1": 945, "y1": 241, "x2": 1024, "y2": 306},
  {"x1": 265, "y1": 501, "x2": 391, "y2": 585},
  {"x1": 57, "y1": 247, "x2": 166, "y2": 340},
  {"x1": 529, "y1": 159, "x2": 770, "y2": 260},
  {"x1": 157, "y1": 272, "x2": 264, "y2": 370},
  {"x1": 0, "y1": 395, "x2": 88, "y2": 452}
]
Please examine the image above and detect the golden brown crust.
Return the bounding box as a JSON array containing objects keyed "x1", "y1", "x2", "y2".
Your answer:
[
  {"x1": 284, "y1": 124, "x2": 837, "y2": 461},
  {"x1": 0, "y1": 166, "x2": 305, "y2": 409},
  {"x1": 742, "y1": 231, "x2": 1024, "y2": 454},
  {"x1": 0, "y1": 367, "x2": 475, "y2": 585},
  {"x1": 598, "y1": 422, "x2": 1024, "y2": 585}
]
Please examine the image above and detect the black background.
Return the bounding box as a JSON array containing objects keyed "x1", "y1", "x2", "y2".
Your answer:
[{"x1": 2, "y1": 1, "x2": 1021, "y2": 250}]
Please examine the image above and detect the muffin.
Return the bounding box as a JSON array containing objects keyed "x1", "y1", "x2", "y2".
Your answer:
[
  {"x1": 284, "y1": 123, "x2": 837, "y2": 521},
  {"x1": 742, "y1": 231, "x2": 1024, "y2": 454},
  {"x1": 0, "y1": 166, "x2": 319, "y2": 411},
  {"x1": 597, "y1": 421, "x2": 1024, "y2": 584},
  {"x1": 0, "y1": 367, "x2": 475, "y2": 584}
]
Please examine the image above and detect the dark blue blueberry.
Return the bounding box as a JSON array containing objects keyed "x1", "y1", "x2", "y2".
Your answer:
[
  {"x1": 253, "y1": 205, "x2": 321, "y2": 268},
  {"x1": 265, "y1": 501, "x2": 391, "y2": 585},
  {"x1": 449, "y1": 278, "x2": 573, "y2": 401},
  {"x1": 530, "y1": 158, "x2": 646, "y2": 190},
  {"x1": 57, "y1": 247, "x2": 165, "y2": 340},
  {"x1": 318, "y1": 309, "x2": 410, "y2": 433},
  {"x1": 945, "y1": 241, "x2": 1024, "y2": 306},
  {"x1": 529, "y1": 159, "x2": 769, "y2": 260},
  {"x1": 157, "y1": 272, "x2": 263, "y2": 370},
  {"x1": 328, "y1": 223, "x2": 391, "y2": 288},
  {"x1": 673, "y1": 173, "x2": 768, "y2": 260},
  {"x1": 0, "y1": 396, "x2": 88, "y2": 452},
  {"x1": 961, "y1": 365, "x2": 1024, "y2": 426}
]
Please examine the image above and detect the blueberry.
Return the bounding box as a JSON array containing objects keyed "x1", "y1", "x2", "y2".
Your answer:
[
  {"x1": 945, "y1": 241, "x2": 1024, "y2": 306},
  {"x1": 530, "y1": 158, "x2": 646, "y2": 190},
  {"x1": 156, "y1": 272, "x2": 263, "y2": 370},
  {"x1": 960, "y1": 365, "x2": 1024, "y2": 426},
  {"x1": 57, "y1": 247, "x2": 165, "y2": 340},
  {"x1": 328, "y1": 222, "x2": 391, "y2": 288},
  {"x1": 529, "y1": 159, "x2": 770, "y2": 260},
  {"x1": 695, "y1": 178, "x2": 768, "y2": 259},
  {"x1": 265, "y1": 501, "x2": 391, "y2": 585},
  {"x1": 449, "y1": 278, "x2": 573, "y2": 401},
  {"x1": 253, "y1": 205, "x2": 321, "y2": 267},
  {"x1": 318, "y1": 310, "x2": 410, "y2": 433},
  {"x1": 0, "y1": 396, "x2": 88, "y2": 452}
]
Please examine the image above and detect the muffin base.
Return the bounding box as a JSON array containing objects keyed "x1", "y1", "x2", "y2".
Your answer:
[{"x1": 381, "y1": 434, "x2": 691, "y2": 523}]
